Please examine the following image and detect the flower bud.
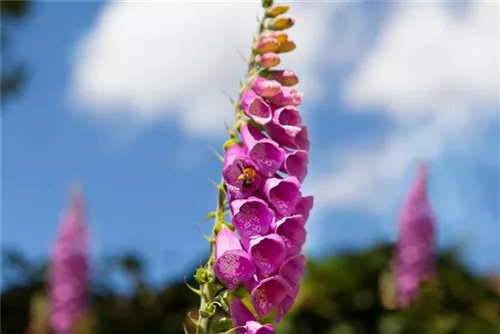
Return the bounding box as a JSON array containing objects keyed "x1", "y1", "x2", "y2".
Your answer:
[
  {"x1": 266, "y1": 4, "x2": 290, "y2": 18},
  {"x1": 258, "y1": 52, "x2": 281, "y2": 68},
  {"x1": 251, "y1": 76, "x2": 282, "y2": 97},
  {"x1": 262, "y1": 31, "x2": 288, "y2": 45},
  {"x1": 266, "y1": 70, "x2": 299, "y2": 86},
  {"x1": 268, "y1": 16, "x2": 295, "y2": 31},
  {"x1": 255, "y1": 37, "x2": 280, "y2": 54},
  {"x1": 276, "y1": 40, "x2": 296, "y2": 53},
  {"x1": 194, "y1": 267, "x2": 213, "y2": 285},
  {"x1": 262, "y1": 0, "x2": 273, "y2": 8},
  {"x1": 199, "y1": 302, "x2": 217, "y2": 318}
]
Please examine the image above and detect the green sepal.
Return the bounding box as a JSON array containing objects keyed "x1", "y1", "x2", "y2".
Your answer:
[
  {"x1": 194, "y1": 267, "x2": 214, "y2": 285},
  {"x1": 247, "y1": 119, "x2": 265, "y2": 131},
  {"x1": 216, "y1": 290, "x2": 230, "y2": 313},
  {"x1": 236, "y1": 119, "x2": 247, "y2": 132},
  {"x1": 223, "y1": 138, "x2": 241, "y2": 151},
  {"x1": 213, "y1": 317, "x2": 233, "y2": 334},
  {"x1": 199, "y1": 302, "x2": 217, "y2": 318}
]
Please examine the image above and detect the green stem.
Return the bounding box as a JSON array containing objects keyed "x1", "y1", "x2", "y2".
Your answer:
[{"x1": 195, "y1": 10, "x2": 268, "y2": 334}]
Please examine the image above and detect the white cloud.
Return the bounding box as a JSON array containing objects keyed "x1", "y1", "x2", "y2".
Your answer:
[
  {"x1": 313, "y1": 2, "x2": 499, "y2": 212},
  {"x1": 70, "y1": 2, "x2": 339, "y2": 137}
]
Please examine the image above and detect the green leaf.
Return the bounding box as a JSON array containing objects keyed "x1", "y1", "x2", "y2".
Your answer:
[
  {"x1": 208, "y1": 148, "x2": 224, "y2": 163},
  {"x1": 184, "y1": 277, "x2": 201, "y2": 296},
  {"x1": 187, "y1": 312, "x2": 199, "y2": 327},
  {"x1": 204, "y1": 211, "x2": 217, "y2": 222},
  {"x1": 236, "y1": 49, "x2": 248, "y2": 64},
  {"x1": 221, "y1": 90, "x2": 236, "y2": 105}
]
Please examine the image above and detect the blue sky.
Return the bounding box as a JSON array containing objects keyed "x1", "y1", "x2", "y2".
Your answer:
[{"x1": 2, "y1": 1, "x2": 499, "y2": 288}]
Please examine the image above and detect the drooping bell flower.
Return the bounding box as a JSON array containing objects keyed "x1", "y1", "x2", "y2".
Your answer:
[
  {"x1": 249, "y1": 233, "x2": 286, "y2": 277},
  {"x1": 229, "y1": 298, "x2": 274, "y2": 334},
  {"x1": 215, "y1": 225, "x2": 256, "y2": 290},
  {"x1": 223, "y1": 144, "x2": 262, "y2": 199},
  {"x1": 280, "y1": 149, "x2": 309, "y2": 182},
  {"x1": 267, "y1": 87, "x2": 302, "y2": 107},
  {"x1": 395, "y1": 162, "x2": 436, "y2": 308},
  {"x1": 230, "y1": 196, "x2": 274, "y2": 240},
  {"x1": 241, "y1": 89, "x2": 272, "y2": 126},
  {"x1": 262, "y1": 176, "x2": 301, "y2": 217},
  {"x1": 264, "y1": 106, "x2": 303, "y2": 149},
  {"x1": 240, "y1": 122, "x2": 285, "y2": 177},
  {"x1": 251, "y1": 77, "x2": 282, "y2": 97},
  {"x1": 250, "y1": 275, "x2": 289, "y2": 317},
  {"x1": 49, "y1": 190, "x2": 89, "y2": 334},
  {"x1": 266, "y1": 69, "x2": 299, "y2": 87}
]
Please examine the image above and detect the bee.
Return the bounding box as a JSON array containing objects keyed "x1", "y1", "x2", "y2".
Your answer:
[{"x1": 236, "y1": 161, "x2": 257, "y2": 189}]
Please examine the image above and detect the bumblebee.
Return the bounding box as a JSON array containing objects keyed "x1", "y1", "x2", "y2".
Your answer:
[{"x1": 236, "y1": 162, "x2": 257, "y2": 189}]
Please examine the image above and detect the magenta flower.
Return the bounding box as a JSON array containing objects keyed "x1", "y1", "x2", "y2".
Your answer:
[
  {"x1": 275, "y1": 215, "x2": 307, "y2": 256},
  {"x1": 267, "y1": 70, "x2": 299, "y2": 86},
  {"x1": 249, "y1": 233, "x2": 286, "y2": 277},
  {"x1": 267, "y1": 87, "x2": 302, "y2": 107},
  {"x1": 262, "y1": 176, "x2": 301, "y2": 217},
  {"x1": 230, "y1": 196, "x2": 274, "y2": 239},
  {"x1": 264, "y1": 106, "x2": 303, "y2": 149},
  {"x1": 215, "y1": 225, "x2": 256, "y2": 290},
  {"x1": 251, "y1": 275, "x2": 289, "y2": 317},
  {"x1": 230, "y1": 299, "x2": 274, "y2": 334},
  {"x1": 49, "y1": 191, "x2": 89, "y2": 334},
  {"x1": 395, "y1": 162, "x2": 436, "y2": 308},
  {"x1": 251, "y1": 77, "x2": 282, "y2": 97},
  {"x1": 281, "y1": 149, "x2": 309, "y2": 182},
  {"x1": 240, "y1": 123, "x2": 285, "y2": 177},
  {"x1": 223, "y1": 144, "x2": 262, "y2": 199},
  {"x1": 294, "y1": 196, "x2": 314, "y2": 222},
  {"x1": 241, "y1": 89, "x2": 272, "y2": 126}
]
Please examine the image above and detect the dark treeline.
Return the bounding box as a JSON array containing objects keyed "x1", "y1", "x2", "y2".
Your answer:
[{"x1": 2, "y1": 244, "x2": 499, "y2": 334}]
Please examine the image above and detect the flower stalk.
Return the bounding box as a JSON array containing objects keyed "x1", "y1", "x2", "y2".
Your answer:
[{"x1": 191, "y1": 1, "x2": 313, "y2": 333}]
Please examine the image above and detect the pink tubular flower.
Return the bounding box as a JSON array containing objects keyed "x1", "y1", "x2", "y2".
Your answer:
[
  {"x1": 230, "y1": 298, "x2": 274, "y2": 334},
  {"x1": 267, "y1": 87, "x2": 302, "y2": 107},
  {"x1": 49, "y1": 191, "x2": 89, "y2": 334},
  {"x1": 213, "y1": 4, "x2": 313, "y2": 327},
  {"x1": 215, "y1": 225, "x2": 256, "y2": 290},
  {"x1": 395, "y1": 162, "x2": 436, "y2": 308},
  {"x1": 241, "y1": 89, "x2": 272, "y2": 126},
  {"x1": 240, "y1": 122, "x2": 285, "y2": 177},
  {"x1": 266, "y1": 70, "x2": 299, "y2": 86},
  {"x1": 251, "y1": 77, "x2": 282, "y2": 97}
]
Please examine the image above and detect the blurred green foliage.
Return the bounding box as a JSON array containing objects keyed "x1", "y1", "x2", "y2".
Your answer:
[{"x1": 1, "y1": 244, "x2": 498, "y2": 334}]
